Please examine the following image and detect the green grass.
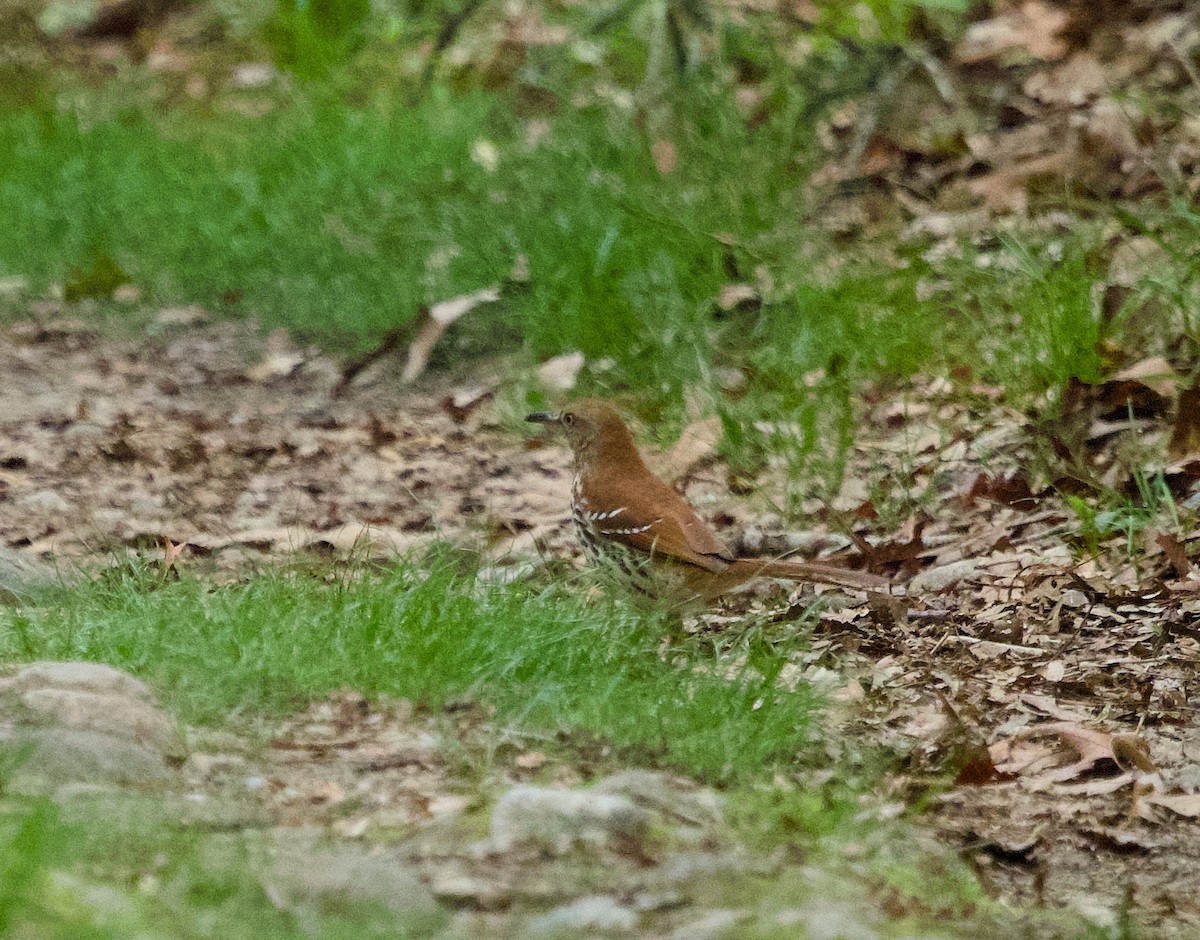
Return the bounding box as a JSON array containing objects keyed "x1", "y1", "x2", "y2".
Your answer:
[
  {"x1": 0, "y1": 556, "x2": 817, "y2": 784},
  {"x1": 0, "y1": 791, "x2": 445, "y2": 939},
  {"x1": 0, "y1": 86, "x2": 806, "y2": 373},
  {"x1": 1, "y1": 72, "x2": 1159, "y2": 501}
]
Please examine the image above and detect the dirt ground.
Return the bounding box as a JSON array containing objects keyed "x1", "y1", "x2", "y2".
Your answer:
[{"x1": 2, "y1": 310, "x2": 1200, "y2": 934}]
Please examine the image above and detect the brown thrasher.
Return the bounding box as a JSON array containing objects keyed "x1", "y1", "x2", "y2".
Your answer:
[{"x1": 527, "y1": 400, "x2": 889, "y2": 602}]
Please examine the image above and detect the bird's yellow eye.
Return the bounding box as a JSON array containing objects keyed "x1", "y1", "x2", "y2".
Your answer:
[{"x1": 562, "y1": 412, "x2": 575, "y2": 425}]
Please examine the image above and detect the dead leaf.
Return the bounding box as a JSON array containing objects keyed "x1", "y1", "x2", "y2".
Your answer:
[
  {"x1": 992, "y1": 722, "x2": 1155, "y2": 788},
  {"x1": 158, "y1": 536, "x2": 185, "y2": 579},
  {"x1": 1079, "y1": 826, "x2": 1162, "y2": 852},
  {"x1": 1153, "y1": 531, "x2": 1193, "y2": 579},
  {"x1": 1111, "y1": 357, "x2": 1182, "y2": 399},
  {"x1": 954, "y1": 0, "x2": 1070, "y2": 65},
  {"x1": 514, "y1": 751, "x2": 547, "y2": 770},
  {"x1": 441, "y1": 386, "x2": 496, "y2": 424},
  {"x1": 648, "y1": 416, "x2": 721, "y2": 486},
  {"x1": 1168, "y1": 386, "x2": 1200, "y2": 459},
  {"x1": 1111, "y1": 734, "x2": 1157, "y2": 774},
  {"x1": 652, "y1": 139, "x2": 678, "y2": 175},
  {"x1": 1138, "y1": 791, "x2": 1200, "y2": 818},
  {"x1": 716, "y1": 283, "x2": 759, "y2": 313},
  {"x1": 535, "y1": 352, "x2": 585, "y2": 392},
  {"x1": 246, "y1": 351, "x2": 304, "y2": 382},
  {"x1": 964, "y1": 472, "x2": 1037, "y2": 508},
  {"x1": 401, "y1": 286, "x2": 501, "y2": 384},
  {"x1": 954, "y1": 742, "x2": 1014, "y2": 786},
  {"x1": 1109, "y1": 238, "x2": 1170, "y2": 289},
  {"x1": 1023, "y1": 53, "x2": 1106, "y2": 106}
]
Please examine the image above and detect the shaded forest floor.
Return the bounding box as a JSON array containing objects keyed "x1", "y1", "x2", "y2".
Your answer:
[
  {"x1": 4, "y1": 0, "x2": 1200, "y2": 935},
  {"x1": 1, "y1": 312, "x2": 1198, "y2": 936}
]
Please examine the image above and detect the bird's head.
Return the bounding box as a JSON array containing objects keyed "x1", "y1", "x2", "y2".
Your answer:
[{"x1": 526, "y1": 399, "x2": 637, "y2": 464}]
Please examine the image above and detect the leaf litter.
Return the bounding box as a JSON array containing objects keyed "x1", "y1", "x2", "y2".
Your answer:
[{"x1": 1, "y1": 309, "x2": 1200, "y2": 932}]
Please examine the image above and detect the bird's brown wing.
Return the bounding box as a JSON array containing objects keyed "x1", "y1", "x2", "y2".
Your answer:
[{"x1": 582, "y1": 469, "x2": 733, "y2": 572}]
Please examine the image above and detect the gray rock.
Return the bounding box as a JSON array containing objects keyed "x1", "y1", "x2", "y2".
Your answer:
[
  {"x1": 1, "y1": 727, "x2": 175, "y2": 792},
  {"x1": 168, "y1": 792, "x2": 271, "y2": 830},
  {"x1": 0, "y1": 547, "x2": 69, "y2": 596},
  {"x1": 0, "y1": 661, "x2": 185, "y2": 795},
  {"x1": 909, "y1": 559, "x2": 980, "y2": 594},
  {"x1": 655, "y1": 851, "x2": 762, "y2": 885},
  {"x1": 428, "y1": 867, "x2": 513, "y2": 910},
  {"x1": 775, "y1": 900, "x2": 882, "y2": 940},
  {"x1": 489, "y1": 785, "x2": 652, "y2": 855},
  {"x1": 14, "y1": 488, "x2": 70, "y2": 514},
  {"x1": 528, "y1": 895, "x2": 639, "y2": 934},
  {"x1": 267, "y1": 831, "x2": 440, "y2": 919},
  {"x1": 0, "y1": 662, "x2": 184, "y2": 764},
  {"x1": 669, "y1": 909, "x2": 744, "y2": 940},
  {"x1": 182, "y1": 752, "x2": 248, "y2": 782},
  {"x1": 1, "y1": 661, "x2": 154, "y2": 701},
  {"x1": 591, "y1": 770, "x2": 722, "y2": 828},
  {"x1": 17, "y1": 688, "x2": 184, "y2": 758}
]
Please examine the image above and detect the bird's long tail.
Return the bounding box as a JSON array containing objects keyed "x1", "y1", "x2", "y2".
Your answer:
[{"x1": 730, "y1": 557, "x2": 892, "y2": 593}]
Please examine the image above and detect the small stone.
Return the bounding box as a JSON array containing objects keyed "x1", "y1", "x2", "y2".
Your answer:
[
  {"x1": 2, "y1": 662, "x2": 154, "y2": 701},
  {"x1": 2, "y1": 728, "x2": 175, "y2": 792},
  {"x1": 428, "y1": 794, "x2": 471, "y2": 817},
  {"x1": 909, "y1": 559, "x2": 980, "y2": 594},
  {"x1": 592, "y1": 770, "x2": 722, "y2": 828},
  {"x1": 153, "y1": 305, "x2": 208, "y2": 327},
  {"x1": 183, "y1": 753, "x2": 246, "y2": 780},
  {"x1": 429, "y1": 867, "x2": 512, "y2": 910},
  {"x1": 669, "y1": 909, "x2": 744, "y2": 940},
  {"x1": 267, "y1": 832, "x2": 439, "y2": 918},
  {"x1": 529, "y1": 896, "x2": 638, "y2": 934},
  {"x1": 0, "y1": 548, "x2": 67, "y2": 595},
  {"x1": 535, "y1": 352, "x2": 585, "y2": 392},
  {"x1": 17, "y1": 688, "x2": 184, "y2": 759},
  {"x1": 775, "y1": 901, "x2": 882, "y2": 940},
  {"x1": 231, "y1": 63, "x2": 278, "y2": 88},
  {"x1": 0, "y1": 276, "x2": 29, "y2": 297},
  {"x1": 14, "y1": 488, "x2": 70, "y2": 513},
  {"x1": 489, "y1": 785, "x2": 651, "y2": 855}
]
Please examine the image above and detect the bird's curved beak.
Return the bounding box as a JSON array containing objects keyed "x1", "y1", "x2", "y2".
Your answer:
[{"x1": 525, "y1": 411, "x2": 558, "y2": 424}]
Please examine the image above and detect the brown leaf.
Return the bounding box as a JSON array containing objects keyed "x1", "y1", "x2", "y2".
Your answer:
[
  {"x1": 1168, "y1": 386, "x2": 1200, "y2": 459},
  {"x1": 535, "y1": 352, "x2": 585, "y2": 392},
  {"x1": 1111, "y1": 357, "x2": 1182, "y2": 400},
  {"x1": 852, "y1": 519, "x2": 925, "y2": 574},
  {"x1": 1153, "y1": 531, "x2": 1193, "y2": 580},
  {"x1": 954, "y1": 0, "x2": 1070, "y2": 64},
  {"x1": 965, "y1": 472, "x2": 1037, "y2": 509},
  {"x1": 716, "y1": 283, "x2": 759, "y2": 314},
  {"x1": 158, "y1": 536, "x2": 185, "y2": 579},
  {"x1": 648, "y1": 416, "x2": 721, "y2": 487},
  {"x1": 1023, "y1": 53, "x2": 1106, "y2": 106},
  {"x1": 991, "y1": 722, "x2": 1155, "y2": 788},
  {"x1": 954, "y1": 742, "x2": 1015, "y2": 786},
  {"x1": 1110, "y1": 734, "x2": 1157, "y2": 774},
  {"x1": 652, "y1": 139, "x2": 678, "y2": 175},
  {"x1": 401, "y1": 286, "x2": 501, "y2": 384},
  {"x1": 441, "y1": 386, "x2": 496, "y2": 424},
  {"x1": 1139, "y1": 791, "x2": 1200, "y2": 819}
]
